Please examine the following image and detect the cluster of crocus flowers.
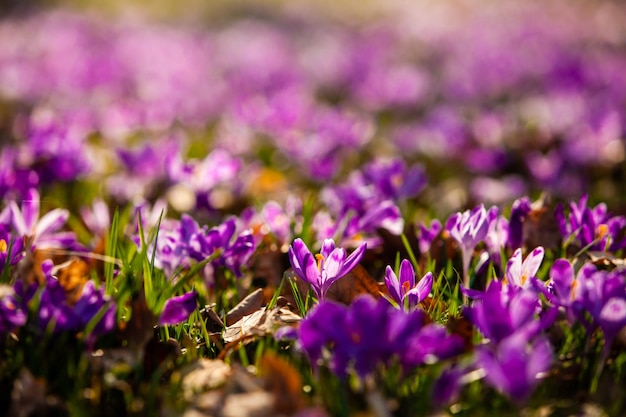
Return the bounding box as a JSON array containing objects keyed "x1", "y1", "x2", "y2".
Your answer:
[
  {"x1": 556, "y1": 195, "x2": 626, "y2": 252},
  {"x1": 298, "y1": 295, "x2": 464, "y2": 378},
  {"x1": 288, "y1": 238, "x2": 366, "y2": 303},
  {"x1": 37, "y1": 260, "x2": 117, "y2": 345},
  {"x1": 457, "y1": 246, "x2": 556, "y2": 402},
  {"x1": 140, "y1": 214, "x2": 255, "y2": 283},
  {"x1": 546, "y1": 260, "x2": 626, "y2": 366}
]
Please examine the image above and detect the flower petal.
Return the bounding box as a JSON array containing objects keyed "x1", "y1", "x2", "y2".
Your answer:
[
  {"x1": 159, "y1": 291, "x2": 198, "y2": 325},
  {"x1": 34, "y1": 208, "x2": 69, "y2": 238},
  {"x1": 522, "y1": 246, "x2": 544, "y2": 280},
  {"x1": 337, "y1": 242, "x2": 366, "y2": 278},
  {"x1": 22, "y1": 189, "x2": 41, "y2": 234},
  {"x1": 384, "y1": 266, "x2": 402, "y2": 305},
  {"x1": 398, "y1": 259, "x2": 416, "y2": 297}
]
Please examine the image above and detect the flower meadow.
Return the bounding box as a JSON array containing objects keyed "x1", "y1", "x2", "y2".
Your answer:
[{"x1": 1, "y1": 1, "x2": 626, "y2": 416}]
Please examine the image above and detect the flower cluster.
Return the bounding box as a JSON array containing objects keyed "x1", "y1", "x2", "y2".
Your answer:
[{"x1": 298, "y1": 296, "x2": 464, "y2": 378}]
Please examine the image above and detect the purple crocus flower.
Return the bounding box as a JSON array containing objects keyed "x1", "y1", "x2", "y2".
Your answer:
[
  {"x1": 477, "y1": 332, "x2": 552, "y2": 402},
  {"x1": 298, "y1": 296, "x2": 411, "y2": 378},
  {"x1": 556, "y1": 195, "x2": 626, "y2": 252},
  {"x1": 288, "y1": 238, "x2": 366, "y2": 302},
  {"x1": 465, "y1": 280, "x2": 555, "y2": 344},
  {"x1": 384, "y1": 259, "x2": 433, "y2": 311},
  {"x1": 504, "y1": 247, "x2": 544, "y2": 289},
  {"x1": 0, "y1": 285, "x2": 27, "y2": 334},
  {"x1": 204, "y1": 217, "x2": 256, "y2": 279},
  {"x1": 38, "y1": 260, "x2": 116, "y2": 343},
  {"x1": 399, "y1": 323, "x2": 465, "y2": 370},
  {"x1": 446, "y1": 204, "x2": 496, "y2": 293},
  {"x1": 9, "y1": 188, "x2": 77, "y2": 250},
  {"x1": 298, "y1": 295, "x2": 462, "y2": 378},
  {"x1": 0, "y1": 225, "x2": 25, "y2": 270},
  {"x1": 159, "y1": 291, "x2": 197, "y2": 326},
  {"x1": 507, "y1": 197, "x2": 532, "y2": 250},
  {"x1": 417, "y1": 219, "x2": 441, "y2": 256}
]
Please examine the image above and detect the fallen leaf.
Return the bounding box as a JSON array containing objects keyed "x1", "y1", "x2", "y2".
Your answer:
[
  {"x1": 222, "y1": 306, "x2": 301, "y2": 343},
  {"x1": 56, "y1": 257, "x2": 89, "y2": 305},
  {"x1": 181, "y1": 359, "x2": 232, "y2": 400},
  {"x1": 226, "y1": 288, "x2": 264, "y2": 326},
  {"x1": 586, "y1": 251, "x2": 626, "y2": 268}
]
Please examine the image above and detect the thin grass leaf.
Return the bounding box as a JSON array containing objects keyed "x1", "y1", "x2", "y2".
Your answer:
[
  {"x1": 105, "y1": 207, "x2": 119, "y2": 295},
  {"x1": 267, "y1": 273, "x2": 287, "y2": 310},
  {"x1": 289, "y1": 276, "x2": 307, "y2": 317},
  {"x1": 401, "y1": 233, "x2": 421, "y2": 277}
]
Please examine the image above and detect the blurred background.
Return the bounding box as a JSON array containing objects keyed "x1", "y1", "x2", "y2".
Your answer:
[{"x1": 1, "y1": 0, "x2": 625, "y2": 218}]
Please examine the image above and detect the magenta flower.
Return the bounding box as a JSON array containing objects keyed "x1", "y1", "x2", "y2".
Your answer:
[
  {"x1": 288, "y1": 238, "x2": 366, "y2": 302},
  {"x1": 477, "y1": 333, "x2": 553, "y2": 402},
  {"x1": 384, "y1": 259, "x2": 433, "y2": 311},
  {"x1": 504, "y1": 247, "x2": 544, "y2": 289},
  {"x1": 159, "y1": 291, "x2": 198, "y2": 326}
]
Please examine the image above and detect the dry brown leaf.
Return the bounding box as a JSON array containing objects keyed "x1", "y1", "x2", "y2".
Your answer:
[
  {"x1": 56, "y1": 257, "x2": 90, "y2": 305},
  {"x1": 226, "y1": 288, "x2": 265, "y2": 326},
  {"x1": 586, "y1": 251, "x2": 626, "y2": 268},
  {"x1": 181, "y1": 359, "x2": 232, "y2": 400},
  {"x1": 222, "y1": 306, "x2": 301, "y2": 343}
]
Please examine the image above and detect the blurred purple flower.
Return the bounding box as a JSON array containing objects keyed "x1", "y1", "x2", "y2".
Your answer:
[
  {"x1": 0, "y1": 225, "x2": 25, "y2": 270},
  {"x1": 477, "y1": 333, "x2": 552, "y2": 402},
  {"x1": 288, "y1": 238, "x2": 366, "y2": 302},
  {"x1": 556, "y1": 195, "x2": 626, "y2": 252},
  {"x1": 9, "y1": 188, "x2": 77, "y2": 250},
  {"x1": 0, "y1": 285, "x2": 27, "y2": 334},
  {"x1": 507, "y1": 197, "x2": 532, "y2": 250},
  {"x1": 299, "y1": 295, "x2": 461, "y2": 378},
  {"x1": 399, "y1": 323, "x2": 465, "y2": 370},
  {"x1": 465, "y1": 280, "x2": 555, "y2": 344},
  {"x1": 159, "y1": 291, "x2": 197, "y2": 325},
  {"x1": 22, "y1": 109, "x2": 92, "y2": 183},
  {"x1": 204, "y1": 217, "x2": 256, "y2": 279},
  {"x1": 38, "y1": 260, "x2": 116, "y2": 343},
  {"x1": 384, "y1": 259, "x2": 433, "y2": 311},
  {"x1": 166, "y1": 148, "x2": 243, "y2": 211},
  {"x1": 417, "y1": 219, "x2": 441, "y2": 256}
]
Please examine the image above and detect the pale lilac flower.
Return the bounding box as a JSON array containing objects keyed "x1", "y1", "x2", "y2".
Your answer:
[
  {"x1": 446, "y1": 205, "x2": 496, "y2": 293},
  {"x1": 384, "y1": 259, "x2": 433, "y2": 311},
  {"x1": 505, "y1": 247, "x2": 545, "y2": 289},
  {"x1": 9, "y1": 188, "x2": 76, "y2": 250},
  {"x1": 288, "y1": 238, "x2": 366, "y2": 302}
]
